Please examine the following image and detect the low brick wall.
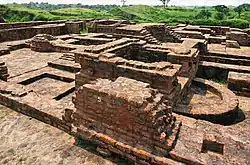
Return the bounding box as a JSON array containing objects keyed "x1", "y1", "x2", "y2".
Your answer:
[
  {"x1": 0, "y1": 62, "x2": 9, "y2": 81},
  {"x1": 0, "y1": 20, "x2": 67, "y2": 29},
  {"x1": 175, "y1": 30, "x2": 205, "y2": 39},
  {"x1": 200, "y1": 26, "x2": 230, "y2": 35},
  {"x1": 0, "y1": 93, "x2": 71, "y2": 133},
  {"x1": 0, "y1": 25, "x2": 65, "y2": 42},
  {"x1": 75, "y1": 54, "x2": 181, "y2": 105},
  {"x1": 228, "y1": 72, "x2": 250, "y2": 97},
  {"x1": 0, "y1": 21, "x2": 86, "y2": 42},
  {"x1": 226, "y1": 31, "x2": 249, "y2": 46},
  {"x1": 65, "y1": 21, "x2": 86, "y2": 34}
]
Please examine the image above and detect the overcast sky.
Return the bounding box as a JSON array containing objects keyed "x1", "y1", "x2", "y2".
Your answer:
[{"x1": 0, "y1": 0, "x2": 249, "y2": 6}]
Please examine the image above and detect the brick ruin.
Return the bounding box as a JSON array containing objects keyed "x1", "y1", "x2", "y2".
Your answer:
[
  {"x1": 0, "y1": 61, "x2": 8, "y2": 81},
  {"x1": 74, "y1": 77, "x2": 180, "y2": 156},
  {"x1": 0, "y1": 19, "x2": 250, "y2": 164}
]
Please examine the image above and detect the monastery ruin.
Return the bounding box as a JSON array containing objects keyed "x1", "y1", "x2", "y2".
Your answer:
[{"x1": 0, "y1": 19, "x2": 250, "y2": 164}]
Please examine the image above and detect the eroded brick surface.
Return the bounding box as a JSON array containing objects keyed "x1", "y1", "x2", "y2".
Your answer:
[{"x1": 74, "y1": 77, "x2": 177, "y2": 155}]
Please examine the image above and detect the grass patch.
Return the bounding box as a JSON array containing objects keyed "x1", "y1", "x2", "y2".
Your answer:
[
  {"x1": 210, "y1": 78, "x2": 228, "y2": 85},
  {"x1": 80, "y1": 27, "x2": 88, "y2": 34}
]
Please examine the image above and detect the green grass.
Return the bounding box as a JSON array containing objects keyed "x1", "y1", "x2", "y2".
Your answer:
[
  {"x1": 1, "y1": 4, "x2": 249, "y2": 28},
  {"x1": 210, "y1": 78, "x2": 228, "y2": 85},
  {"x1": 3, "y1": 4, "x2": 65, "y2": 22},
  {"x1": 109, "y1": 5, "x2": 201, "y2": 23},
  {"x1": 50, "y1": 8, "x2": 114, "y2": 18},
  {"x1": 2, "y1": 4, "x2": 115, "y2": 22}
]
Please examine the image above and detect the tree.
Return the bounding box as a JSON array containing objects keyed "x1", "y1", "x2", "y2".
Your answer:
[
  {"x1": 121, "y1": 0, "x2": 127, "y2": 6},
  {"x1": 234, "y1": 4, "x2": 250, "y2": 17},
  {"x1": 214, "y1": 5, "x2": 229, "y2": 14},
  {"x1": 195, "y1": 10, "x2": 212, "y2": 19},
  {"x1": 215, "y1": 12, "x2": 225, "y2": 20},
  {"x1": 214, "y1": 5, "x2": 229, "y2": 19},
  {"x1": 234, "y1": 6, "x2": 243, "y2": 17},
  {"x1": 160, "y1": 0, "x2": 171, "y2": 8}
]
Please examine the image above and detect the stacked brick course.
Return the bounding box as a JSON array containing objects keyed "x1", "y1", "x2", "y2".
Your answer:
[
  {"x1": 228, "y1": 72, "x2": 250, "y2": 96},
  {"x1": 0, "y1": 20, "x2": 86, "y2": 42},
  {"x1": 0, "y1": 62, "x2": 9, "y2": 81},
  {"x1": 72, "y1": 39, "x2": 186, "y2": 163},
  {"x1": 65, "y1": 21, "x2": 86, "y2": 34},
  {"x1": 226, "y1": 31, "x2": 249, "y2": 46},
  {"x1": 75, "y1": 52, "x2": 181, "y2": 106},
  {"x1": 73, "y1": 77, "x2": 180, "y2": 163},
  {"x1": 27, "y1": 34, "x2": 58, "y2": 52}
]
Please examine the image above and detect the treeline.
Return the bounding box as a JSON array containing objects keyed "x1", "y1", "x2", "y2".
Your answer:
[
  {"x1": 1, "y1": 3, "x2": 250, "y2": 29},
  {"x1": 14, "y1": 2, "x2": 120, "y2": 11},
  {"x1": 192, "y1": 4, "x2": 250, "y2": 28}
]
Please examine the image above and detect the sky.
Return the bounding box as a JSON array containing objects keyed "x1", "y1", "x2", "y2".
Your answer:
[{"x1": 0, "y1": 0, "x2": 249, "y2": 6}]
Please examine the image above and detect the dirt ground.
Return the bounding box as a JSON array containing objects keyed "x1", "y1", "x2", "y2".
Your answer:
[{"x1": 0, "y1": 105, "x2": 116, "y2": 165}]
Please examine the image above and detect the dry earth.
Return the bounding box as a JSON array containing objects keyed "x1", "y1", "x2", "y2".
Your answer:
[{"x1": 0, "y1": 105, "x2": 117, "y2": 165}]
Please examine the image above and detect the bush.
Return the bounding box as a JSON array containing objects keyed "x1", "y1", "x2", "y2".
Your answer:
[
  {"x1": 215, "y1": 12, "x2": 225, "y2": 20},
  {"x1": 220, "y1": 19, "x2": 249, "y2": 29},
  {"x1": 190, "y1": 19, "x2": 249, "y2": 29},
  {"x1": 191, "y1": 19, "x2": 217, "y2": 26},
  {"x1": 195, "y1": 10, "x2": 212, "y2": 19}
]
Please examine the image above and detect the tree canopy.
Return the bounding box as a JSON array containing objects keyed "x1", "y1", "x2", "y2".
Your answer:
[
  {"x1": 234, "y1": 3, "x2": 250, "y2": 17},
  {"x1": 159, "y1": 0, "x2": 171, "y2": 8}
]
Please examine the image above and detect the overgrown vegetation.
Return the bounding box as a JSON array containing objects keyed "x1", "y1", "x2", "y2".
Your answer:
[
  {"x1": 210, "y1": 78, "x2": 228, "y2": 85},
  {"x1": 1, "y1": 3, "x2": 250, "y2": 28}
]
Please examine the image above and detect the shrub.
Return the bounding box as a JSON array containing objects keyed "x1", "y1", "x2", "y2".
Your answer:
[
  {"x1": 190, "y1": 19, "x2": 249, "y2": 29},
  {"x1": 195, "y1": 10, "x2": 212, "y2": 19},
  {"x1": 215, "y1": 12, "x2": 225, "y2": 20},
  {"x1": 220, "y1": 19, "x2": 249, "y2": 29}
]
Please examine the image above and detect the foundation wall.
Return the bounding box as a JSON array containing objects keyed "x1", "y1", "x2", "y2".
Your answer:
[
  {"x1": 0, "y1": 94, "x2": 72, "y2": 133},
  {"x1": 200, "y1": 26, "x2": 230, "y2": 35},
  {"x1": 0, "y1": 25, "x2": 64, "y2": 42},
  {"x1": 0, "y1": 20, "x2": 66, "y2": 29},
  {"x1": 145, "y1": 25, "x2": 167, "y2": 41},
  {"x1": 226, "y1": 31, "x2": 249, "y2": 46},
  {"x1": 0, "y1": 21, "x2": 86, "y2": 42},
  {"x1": 75, "y1": 57, "x2": 180, "y2": 102}
]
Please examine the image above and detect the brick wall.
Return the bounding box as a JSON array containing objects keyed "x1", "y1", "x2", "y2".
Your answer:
[
  {"x1": 0, "y1": 21, "x2": 86, "y2": 42},
  {"x1": 75, "y1": 54, "x2": 181, "y2": 105},
  {"x1": 226, "y1": 31, "x2": 249, "y2": 46},
  {"x1": 73, "y1": 77, "x2": 176, "y2": 156},
  {"x1": 0, "y1": 62, "x2": 9, "y2": 81},
  {"x1": 0, "y1": 20, "x2": 66, "y2": 29}
]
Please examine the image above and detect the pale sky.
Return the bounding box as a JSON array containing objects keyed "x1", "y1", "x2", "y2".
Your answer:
[{"x1": 0, "y1": 0, "x2": 249, "y2": 6}]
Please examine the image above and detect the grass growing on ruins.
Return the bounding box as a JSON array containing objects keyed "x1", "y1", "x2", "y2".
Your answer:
[
  {"x1": 210, "y1": 79, "x2": 228, "y2": 85},
  {"x1": 1, "y1": 4, "x2": 250, "y2": 28},
  {"x1": 80, "y1": 27, "x2": 89, "y2": 34}
]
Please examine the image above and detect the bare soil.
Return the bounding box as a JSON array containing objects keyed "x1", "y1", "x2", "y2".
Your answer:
[{"x1": 0, "y1": 105, "x2": 115, "y2": 165}]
